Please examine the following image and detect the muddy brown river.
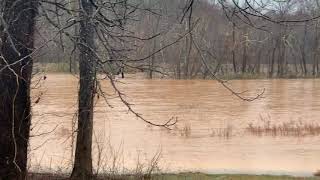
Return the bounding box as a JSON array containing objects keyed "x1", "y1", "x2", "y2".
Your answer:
[{"x1": 29, "y1": 74, "x2": 320, "y2": 176}]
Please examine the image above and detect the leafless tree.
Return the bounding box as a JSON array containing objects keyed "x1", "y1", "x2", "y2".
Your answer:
[
  {"x1": 0, "y1": 0, "x2": 39, "y2": 179},
  {"x1": 70, "y1": 0, "x2": 97, "y2": 179},
  {"x1": 36, "y1": 1, "x2": 180, "y2": 178}
]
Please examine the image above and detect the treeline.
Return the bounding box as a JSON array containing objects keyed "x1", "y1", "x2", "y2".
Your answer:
[{"x1": 35, "y1": 0, "x2": 320, "y2": 78}]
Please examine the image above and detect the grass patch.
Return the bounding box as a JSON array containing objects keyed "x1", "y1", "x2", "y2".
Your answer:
[
  {"x1": 180, "y1": 123, "x2": 191, "y2": 137},
  {"x1": 33, "y1": 63, "x2": 320, "y2": 79},
  {"x1": 246, "y1": 115, "x2": 320, "y2": 137},
  {"x1": 28, "y1": 173, "x2": 320, "y2": 180},
  {"x1": 152, "y1": 173, "x2": 320, "y2": 180},
  {"x1": 210, "y1": 124, "x2": 234, "y2": 138},
  {"x1": 34, "y1": 63, "x2": 71, "y2": 73}
]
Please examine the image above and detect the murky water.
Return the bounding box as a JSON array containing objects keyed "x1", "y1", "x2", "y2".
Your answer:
[{"x1": 29, "y1": 74, "x2": 320, "y2": 176}]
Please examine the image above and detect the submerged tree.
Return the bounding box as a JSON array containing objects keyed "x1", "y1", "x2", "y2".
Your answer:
[{"x1": 0, "y1": 0, "x2": 39, "y2": 179}]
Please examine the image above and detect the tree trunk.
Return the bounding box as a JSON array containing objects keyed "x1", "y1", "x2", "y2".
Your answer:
[
  {"x1": 148, "y1": 45, "x2": 155, "y2": 79},
  {"x1": 70, "y1": 0, "x2": 79, "y2": 74},
  {"x1": 232, "y1": 22, "x2": 237, "y2": 73},
  {"x1": 277, "y1": 26, "x2": 287, "y2": 77},
  {"x1": 269, "y1": 41, "x2": 276, "y2": 78},
  {"x1": 0, "y1": 1, "x2": 38, "y2": 179},
  {"x1": 242, "y1": 28, "x2": 248, "y2": 74},
  {"x1": 71, "y1": 0, "x2": 96, "y2": 179},
  {"x1": 312, "y1": 22, "x2": 318, "y2": 76},
  {"x1": 149, "y1": 16, "x2": 160, "y2": 79},
  {"x1": 255, "y1": 47, "x2": 262, "y2": 74},
  {"x1": 184, "y1": 20, "x2": 193, "y2": 79},
  {"x1": 177, "y1": 44, "x2": 182, "y2": 79},
  {"x1": 301, "y1": 22, "x2": 308, "y2": 76}
]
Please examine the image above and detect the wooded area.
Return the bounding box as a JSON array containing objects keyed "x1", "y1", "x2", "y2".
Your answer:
[{"x1": 33, "y1": 0, "x2": 320, "y2": 78}]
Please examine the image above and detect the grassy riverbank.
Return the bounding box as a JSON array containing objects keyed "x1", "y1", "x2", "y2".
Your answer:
[
  {"x1": 157, "y1": 173, "x2": 320, "y2": 180},
  {"x1": 29, "y1": 172, "x2": 320, "y2": 180},
  {"x1": 33, "y1": 63, "x2": 320, "y2": 80}
]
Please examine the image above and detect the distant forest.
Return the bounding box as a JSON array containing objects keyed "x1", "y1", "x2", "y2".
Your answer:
[{"x1": 35, "y1": 0, "x2": 320, "y2": 78}]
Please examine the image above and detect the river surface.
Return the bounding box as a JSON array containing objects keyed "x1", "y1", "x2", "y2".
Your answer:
[{"x1": 29, "y1": 73, "x2": 320, "y2": 176}]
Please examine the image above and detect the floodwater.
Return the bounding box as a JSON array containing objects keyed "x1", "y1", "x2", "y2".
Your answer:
[{"x1": 30, "y1": 73, "x2": 320, "y2": 176}]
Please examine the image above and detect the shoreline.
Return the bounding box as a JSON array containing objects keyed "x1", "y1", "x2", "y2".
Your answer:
[
  {"x1": 28, "y1": 172, "x2": 320, "y2": 180},
  {"x1": 32, "y1": 72, "x2": 320, "y2": 81}
]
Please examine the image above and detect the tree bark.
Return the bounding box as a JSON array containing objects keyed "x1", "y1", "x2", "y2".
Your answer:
[
  {"x1": 255, "y1": 47, "x2": 262, "y2": 74},
  {"x1": 312, "y1": 21, "x2": 319, "y2": 76},
  {"x1": 232, "y1": 22, "x2": 237, "y2": 73},
  {"x1": 184, "y1": 19, "x2": 193, "y2": 79},
  {"x1": 149, "y1": 15, "x2": 160, "y2": 79},
  {"x1": 176, "y1": 44, "x2": 182, "y2": 79},
  {"x1": 269, "y1": 40, "x2": 277, "y2": 78},
  {"x1": 0, "y1": 1, "x2": 38, "y2": 179},
  {"x1": 241, "y1": 28, "x2": 248, "y2": 74},
  {"x1": 70, "y1": 0, "x2": 79, "y2": 74},
  {"x1": 277, "y1": 26, "x2": 287, "y2": 77},
  {"x1": 301, "y1": 22, "x2": 308, "y2": 76},
  {"x1": 71, "y1": 0, "x2": 96, "y2": 179}
]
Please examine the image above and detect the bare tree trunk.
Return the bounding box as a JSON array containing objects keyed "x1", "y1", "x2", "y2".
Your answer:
[
  {"x1": 294, "y1": 52, "x2": 298, "y2": 75},
  {"x1": 312, "y1": 20, "x2": 319, "y2": 76},
  {"x1": 269, "y1": 41, "x2": 276, "y2": 78},
  {"x1": 255, "y1": 47, "x2": 262, "y2": 74},
  {"x1": 0, "y1": 1, "x2": 38, "y2": 179},
  {"x1": 177, "y1": 44, "x2": 182, "y2": 79},
  {"x1": 277, "y1": 39, "x2": 283, "y2": 76},
  {"x1": 184, "y1": 19, "x2": 193, "y2": 79},
  {"x1": 241, "y1": 28, "x2": 248, "y2": 74},
  {"x1": 149, "y1": 16, "x2": 160, "y2": 79},
  {"x1": 159, "y1": 37, "x2": 166, "y2": 65},
  {"x1": 317, "y1": 57, "x2": 319, "y2": 76},
  {"x1": 148, "y1": 45, "x2": 155, "y2": 79},
  {"x1": 232, "y1": 22, "x2": 237, "y2": 73},
  {"x1": 277, "y1": 26, "x2": 287, "y2": 77},
  {"x1": 301, "y1": 22, "x2": 308, "y2": 76},
  {"x1": 202, "y1": 68, "x2": 209, "y2": 79},
  {"x1": 70, "y1": 0, "x2": 79, "y2": 74},
  {"x1": 71, "y1": 0, "x2": 96, "y2": 179}
]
